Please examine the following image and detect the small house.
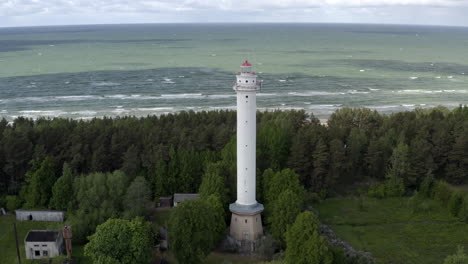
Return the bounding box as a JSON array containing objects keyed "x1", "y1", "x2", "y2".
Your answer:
[
  {"x1": 158, "y1": 196, "x2": 173, "y2": 208},
  {"x1": 15, "y1": 209, "x2": 64, "y2": 222},
  {"x1": 173, "y1": 193, "x2": 200, "y2": 207},
  {"x1": 25, "y1": 230, "x2": 64, "y2": 259}
]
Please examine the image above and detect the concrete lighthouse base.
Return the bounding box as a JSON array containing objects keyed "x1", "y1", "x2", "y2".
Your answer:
[{"x1": 229, "y1": 203, "x2": 264, "y2": 242}]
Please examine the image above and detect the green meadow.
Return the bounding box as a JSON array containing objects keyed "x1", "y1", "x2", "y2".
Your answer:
[{"x1": 316, "y1": 197, "x2": 468, "y2": 264}]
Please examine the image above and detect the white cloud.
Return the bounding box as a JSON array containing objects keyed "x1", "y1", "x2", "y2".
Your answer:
[{"x1": 1, "y1": 0, "x2": 468, "y2": 26}]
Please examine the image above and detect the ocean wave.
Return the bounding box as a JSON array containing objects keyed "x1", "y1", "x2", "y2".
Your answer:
[
  {"x1": 70, "y1": 111, "x2": 98, "y2": 115},
  {"x1": 112, "y1": 108, "x2": 130, "y2": 113},
  {"x1": 55, "y1": 95, "x2": 101, "y2": 101},
  {"x1": 91, "y1": 81, "x2": 121, "y2": 86},
  {"x1": 288, "y1": 91, "x2": 346, "y2": 96},
  {"x1": 161, "y1": 93, "x2": 203, "y2": 99},
  {"x1": 135, "y1": 107, "x2": 174, "y2": 111},
  {"x1": 209, "y1": 106, "x2": 237, "y2": 110},
  {"x1": 207, "y1": 94, "x2": 236, "y2": 99},
  {"x1": 257, "y1": 93, "x2": 278, "y2": 97},
  {"x1": 397, "y1": 89, "x2": 467, "y2": 94},
  {"x1": 347, "y1": 90, "x2": 370, "y2": 94},
  {"x1": 105, "y1": 94, "x2": 160, "y2": 100}
]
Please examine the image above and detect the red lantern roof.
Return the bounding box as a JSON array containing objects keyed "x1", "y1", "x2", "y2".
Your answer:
[{"x1": 241, "y1": 60, "x2": 252, "y2": 66}]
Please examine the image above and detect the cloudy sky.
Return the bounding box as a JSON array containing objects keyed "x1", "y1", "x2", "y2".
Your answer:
[{"x1": 1, "y1": 0, "x2": 468, "y2": 27}]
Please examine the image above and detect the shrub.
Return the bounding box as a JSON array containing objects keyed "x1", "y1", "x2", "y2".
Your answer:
[
  {"x1": 257, "y1": 234, "x2": 278, "y2": 261},
  {"x1": 6, "y1": 195, "x2": 22, "y2": 211},
  {"x1": 418, "y1": 173, "x2": 435, "y2": 198},
  {"x1": 458, "y1": 197, "x2": 468, "y2": 223},
  {"x1": 449, "y1": 191, "x2": 465, "y2": 217},
  {"x1": 368, "y1": 184, "x2": 386, "y2": 199},
  {"x1": 434, "y1": 181, "x2": 453, "y2": 206},
  {"x1": 443, "y1": 246, "x2": 468, "y2": 264},
  {"x1": 385, "y1": 176, "x2": 405, "y2": 197}
]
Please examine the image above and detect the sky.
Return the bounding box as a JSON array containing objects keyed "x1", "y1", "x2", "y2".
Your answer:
[{"x1": 1, "y1": 0, "x2": 468, "y2": 27}]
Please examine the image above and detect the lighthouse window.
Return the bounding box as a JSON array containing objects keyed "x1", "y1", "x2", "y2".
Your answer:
[
  {"x1": 245, "y1": 80, "x2": 248, "y2": 83},
  {"x1": 238, "y1": 80, "x2": 241, "y2": 82},
  {"x1": 245, "y1": 95, "x2": 248, "y2": 98},
  {"x1": 245, "y1": 219, "x2": 248, "y2": 223},
  {"x1": 253, "y1": 80, "x2": 255, "y2": 82}
]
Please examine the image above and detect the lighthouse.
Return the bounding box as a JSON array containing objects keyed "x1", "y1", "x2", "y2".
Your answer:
[{"x1": 229, "y1": 60, "x2": 264, "y2": 242}]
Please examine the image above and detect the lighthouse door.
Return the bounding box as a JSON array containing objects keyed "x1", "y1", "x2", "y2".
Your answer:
[{"x1": 243, "y1": 232, "x2": 249, "y2": 240}]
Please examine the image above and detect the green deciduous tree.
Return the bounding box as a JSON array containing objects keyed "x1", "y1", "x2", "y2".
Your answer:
[
  {"x1": 285, "y1": 211, "x2": 333, "y2": 264},
  {"x1": 169, "y1": 199, "x2": 224, "y2": 264},
  {"x1": 268, "y1": 189, "x2": 304, "y2": 243},
  {"x1": 49, "y1": 162, "x2": 74, "y2": 211},
  {"x1": 84, "y1": 218, "x2": 154, "y2": 264},
  {"x1": 21, "y1": 157, "x2": 56, "y2": 208},
  {"x1": 124, "y1": 176, "x2": 152, "y2": 218},
  {"x1": 199, "y1": 162, "x2": 228, "y2": 206}
]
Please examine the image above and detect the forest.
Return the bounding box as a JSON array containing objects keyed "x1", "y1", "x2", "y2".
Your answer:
[{"x1": 1, "y1": 106, "x2": 467, "y2": 263}]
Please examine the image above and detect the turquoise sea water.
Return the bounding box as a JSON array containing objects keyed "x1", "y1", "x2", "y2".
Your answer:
[{"x1": 0, "y1": 23, "x2": 467, "y2": 120}]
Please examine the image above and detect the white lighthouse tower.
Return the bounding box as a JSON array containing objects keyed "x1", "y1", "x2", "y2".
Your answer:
[{"x1": 229, "y1": 60, "x2": 264, "y2": 242}]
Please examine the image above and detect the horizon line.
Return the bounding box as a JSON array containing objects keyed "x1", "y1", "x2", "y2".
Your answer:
[{"x1": 1, "y1": 21, "x2": 468, "y2": 29}]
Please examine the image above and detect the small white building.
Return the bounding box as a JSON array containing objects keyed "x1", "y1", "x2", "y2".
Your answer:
[
  {"x1": 173, "y1": 193, "x2": 200, "y2": 207},
  {"x1": 15, "y1": 209, "x2": 64, "y2": 222},
  {"x1": 25, "y1": 230, "x2": 63, "y2": 259}
]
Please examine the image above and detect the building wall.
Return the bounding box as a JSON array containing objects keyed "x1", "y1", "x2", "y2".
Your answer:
[
  {"x1": 229, "y1": 212, "x2": 263, "y2": 241},
  {"x1": 16, "y1": 210, "x2": 64, "y2": 222},
  {"x1": 25, "y1": 241, "x2": 61, "y2": 259}
]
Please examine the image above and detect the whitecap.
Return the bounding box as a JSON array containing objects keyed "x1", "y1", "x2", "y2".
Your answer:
[
  {"x1": 136, "y1": 107, "x2": 174, "y2": 111},
  {"x1": 288, "y1": 91, "x2": 345, "y2": 96},
  {"x1": 435, "y1": 76, "x2": 441, "y2": 79},
  {"x1": 56, "y1": 95, "x2": 99, "y2": 101},
  {"x1": 107, "y1": 94, "x2": 127, "y2": 99},
  {"x1": 92, "y1": 82, "x2": 121, "y2": 87},
  {"x1": 207, "y1": 94, "x2": 236, "y2": 99},
  {"x1": 257, "y1": 93, "x2": 278, "y2": 97},
  {"x1": 208, "y1": 106, "x2": 237, "y2": 110},
  {"x1": 112, "y1": 108, "x2": 129, "y2": 113},
  {"x1": 447, "y1": 76, "x2": 453, "y2": 79},
  {"x1": 70, "y1": 111, "x2": 97, "y2": 115},
  {"x1": 359, "y1": 69, "x2": 365, "y2": 72},
  {"x1": 161, "y1": 79, "x2": 175, "y2": 84},
  {"x1": 409, "y1": 76, "x2": 418, "y2": 80},
  {"x1": 278, "y1": 80, "x2": 287, "y2": 82},
  {"x1": 347, "y1": 90, "x2": 369, "y2": 94},
  {"x1": 160, "y1": 93, "x2": 203, "y2": 99}
]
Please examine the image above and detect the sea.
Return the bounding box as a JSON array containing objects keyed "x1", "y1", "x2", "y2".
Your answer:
[{"x1": 0, "y1": 23, "x2": 467, "y2": 121}]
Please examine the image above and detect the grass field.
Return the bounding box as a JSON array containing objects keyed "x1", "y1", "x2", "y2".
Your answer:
[
  {"x1": 315, "y1": 197, "x2": 468, "y2": 264},
  {"x1": 0, "y1": 215, "x2": 64, "y2": 264},
  {"x1": 0, "y1": 214, "x2": 92, "y2": 264}
]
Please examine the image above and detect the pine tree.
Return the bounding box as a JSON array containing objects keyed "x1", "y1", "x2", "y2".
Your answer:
[{"x1": 311, "y1": 138, "x2": 329, "y2": 193}]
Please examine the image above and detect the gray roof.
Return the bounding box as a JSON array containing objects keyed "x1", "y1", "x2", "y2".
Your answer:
[
  {"x1": 16, "y1": 209, "x2": 64, "y2": 214},
  {"x1": 173, "y1": 193, "x2": 200, "y2": 203},
  {"x1": 25, "y1": 230, "x2": 59, "y2": 242}
]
